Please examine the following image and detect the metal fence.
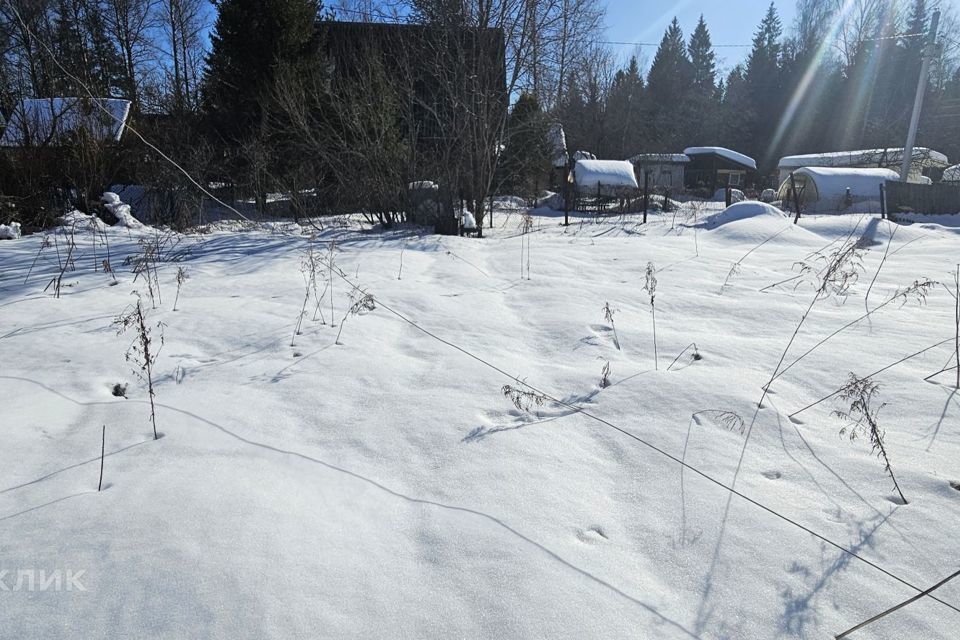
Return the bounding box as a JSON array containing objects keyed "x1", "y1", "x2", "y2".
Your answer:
[{"x1": 885, "y1": 180, "x2": 960, "y2": 215}]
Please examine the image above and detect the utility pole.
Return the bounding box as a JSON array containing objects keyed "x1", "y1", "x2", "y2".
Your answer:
[{"x1": 901, "y1": 9, "x2": 940, "y2": 181}]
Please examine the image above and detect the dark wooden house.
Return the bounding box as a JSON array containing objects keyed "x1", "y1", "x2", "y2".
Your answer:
[{"x1": 683, "y1": 146, "x2": 757, "y2": 192}]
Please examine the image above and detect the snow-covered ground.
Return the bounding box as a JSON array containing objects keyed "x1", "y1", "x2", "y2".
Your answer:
[{"x1": 1, "y1": 203, "x2": 959, "y2": 639}]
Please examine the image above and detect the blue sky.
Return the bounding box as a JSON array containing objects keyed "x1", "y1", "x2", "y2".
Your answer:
[{"x1": 603, "y1": 0, "x2": 798, "y2": 71}]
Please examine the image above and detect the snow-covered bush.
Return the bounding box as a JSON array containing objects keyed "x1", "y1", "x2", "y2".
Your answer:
[
  {"x1": 102, "y1": 192, "x2": 144, "y2": 229},
  {"x1": 0, "y1": 222, "x2": 21, "y2": 240},
  {"x1": 713, "y1": 188, "x2": 745, "y2": 203}
]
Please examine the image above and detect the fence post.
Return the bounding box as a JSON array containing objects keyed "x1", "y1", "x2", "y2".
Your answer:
[
  {"x1": 596, "y1": 182, "x2": 602, "y2": 215},
  {"x1": 643, "y1": 170, "x2": 649, "y2": 224},
  {"x1": 790, "y1": 172, "x2": 802, "y2": 224},
  {"x1": 880, "y1": 183, "x2": 887, "y2": 220}
]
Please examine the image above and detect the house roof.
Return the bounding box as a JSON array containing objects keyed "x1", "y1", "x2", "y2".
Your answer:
[
  {"x1": 0, "y1": 97, "x2": 132, "y2": 147},
  {"x1": 628, "y1": 153, "x2": 690, "y2": 164},
  {"x1": 788, "y1": 167, "x2": 900, "y2": 199},
  {"x1": 683, "y1": 147, "x2": 757, "y2": 170},
  {"x1": 778, "y1": 147, "x2": 949, "y2": 170},
  {"x1": 573, "y1": 159, "x2": 639, "y2": 189}
]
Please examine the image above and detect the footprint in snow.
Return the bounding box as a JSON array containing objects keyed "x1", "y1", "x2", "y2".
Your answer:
[
  {"x1": 576, "y1": 526, "x2": 609, "y2": 544},
  {"x1": 761, "y1": 470, "x2": 782, "y2": 480}
]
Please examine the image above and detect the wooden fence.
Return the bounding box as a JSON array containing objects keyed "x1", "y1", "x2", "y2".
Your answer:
[{"x1": 885, "y1": 180, "x2": 960, "y2": 215}]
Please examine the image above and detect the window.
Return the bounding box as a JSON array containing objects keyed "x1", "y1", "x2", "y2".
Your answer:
[{"x1": 727, "y1": 172, "x2": 742, "y2": 186}]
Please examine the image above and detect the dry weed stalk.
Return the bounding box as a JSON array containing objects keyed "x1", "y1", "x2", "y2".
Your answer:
[
  {"x1": 45, "y1": 224, "x2": 77, "y2": 298},
  {"x1": 335, "y1": 291, "x2": 376, "y2": 345},
  {"x1": 692, "y1": 409, "x2": 746, "y2": 434},
  {"x1": 603, "y1": 302, "x2": 621, "y2": 351},
  {"x1": 502, "y1": 382, "x2": 548, "y2": 413},
  {"x1": 759, "y1": 236, "x2": 866, "y2": 407},
  {"x1": 115, "y1": 294, "x2": 164, "y2": 440},
  {"x1": 520, "y1": 213, "x2": 533, "y2": 280},
  {"x1": 173, "y1": 267, "x2": 189, "y2": 311},
  {"x1": 667, "y1": 343, "x2": 702, "y2": 371},
  {"x1": 24, "y1": 234, "x2": 52, "y2": 285},
  {"x1": 833, "y1": 374, "x2": 906, "y2": 504},
  {"x1": 600, "y1": 361, "x2": 611, "y2": 388},
  {"x1": 644, "y1": 262, "x2": 659, "y2": 369},
  {"x1": 128, "y1": 236, "x2": 162, "y2": 308},
  {"x1": 770, "y1": 279, "x2": 937, "y2": 385}
]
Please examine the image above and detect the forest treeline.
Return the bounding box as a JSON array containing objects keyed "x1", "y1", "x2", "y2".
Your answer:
[{"x1": 1, "y1": 0, "x2": 958, "y2": 229}]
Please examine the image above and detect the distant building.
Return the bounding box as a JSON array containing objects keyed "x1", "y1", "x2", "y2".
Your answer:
[
  {"x1": 628, "y1": 153, "x2": 689, "y2": 189},
  {"x1": 683, "y1": 147, "x2": 757, "y2": 191},
  {"x1": 0, "y1": 97, "x2": 131, "y2": 148},
  {"x1": 777, "y1": 148, "x2": 949, "y2": 184}
]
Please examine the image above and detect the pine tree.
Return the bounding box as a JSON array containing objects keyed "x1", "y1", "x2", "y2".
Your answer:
[{"x1": 204, "y1": 0, "x2": 324, "y2": 142}]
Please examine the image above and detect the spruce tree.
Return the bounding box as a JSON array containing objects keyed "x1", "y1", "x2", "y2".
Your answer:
[
  {"x1": 687, "y1": 15, "x2": 718, "y2": 145},
  {"x1": 606, "y1": 56, "x2": 644, "y2": 158},
  {"x1": 204, "y1": 0, "x2": 324, "y2": 142},
  {"x1": 645, "y1": 17, "x2": 693, "y2": 149},
  {"x1": 742, "y1": 2, "x2": 784, "y2": 171},
  {"x1": 688, "y1": 15, "x2": 716, "y2": 94},
  {"x1": 498, "y1": 93, "x2": 551, "y2": 197}
]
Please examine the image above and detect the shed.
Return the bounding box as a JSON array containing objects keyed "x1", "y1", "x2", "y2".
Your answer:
[
  {"x1": 777, "y1": 148, "x2": 949, "y2": 184},
  {"x1": 628, "y1": 153, "x2": 689, "y2": 189},
  {"x1": 0, "y1": 97, "x2": 131, "y2": 147},
  {"x1": 683, "y1": 147, "x2": 756, "y2": 191},
  {"x1": 775, "y1": 167, "x2": 899, "y2": 213}
]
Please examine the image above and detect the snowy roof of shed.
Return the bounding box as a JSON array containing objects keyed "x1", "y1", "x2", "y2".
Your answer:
[
  {"x1": 573, "y1": 159, "x2": 639, "y2": 189},
  {"x1": 0, "y1": 97, "x2": 131, "y2": 147},
  {"x1": 790, "y1": 167, "x2": 900, "y2": 198},
  {"x1": 683, "y1": 147, "x2": 757, "y2": 170},
  {"x1": 941, "y1": 164, "x2": 960, "y2": 182},
  {"x1": 628, "y1": 153, "x2": 690, "y2": 164},
  {"x1": 779, "y1": 147, "x2": 949, "y2": 170}
]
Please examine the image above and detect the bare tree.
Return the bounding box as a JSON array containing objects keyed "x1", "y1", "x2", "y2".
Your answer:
[
  {"x1": 159, "y1": 0, "x2": 206, "y2": 112},
  {"x1": 99, "y1": 0, "x2": 158, "y2": 105}
]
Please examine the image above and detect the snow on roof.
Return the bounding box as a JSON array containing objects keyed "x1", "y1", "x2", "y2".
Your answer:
[
  {"x1": 628, "y1": 153, "x2": 690, "y2": 164},
  {"x1": 942, "y1": 164, "x2": 960, "y2": 182},
  {"x1": 779, "y1": 147, "x2": 949, "y2": 170},
  {"x1": 790, "y1": 167, "x2": 900, "y2": 199},
  {"x1": 683, "y1": 147, "x2": 757, "y2": 170},
  {"x1": 548, "y1": 122, "x2": 568, "y2": 168},
  {"x1": 573, "y1": 159, "x2": 639, "y2": 189},
  {"x1": 0, "y1": 97, "x2": 132, "y2": 147}
]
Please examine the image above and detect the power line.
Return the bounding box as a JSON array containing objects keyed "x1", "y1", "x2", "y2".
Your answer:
[{"x1": 324, "y1": 259, "x2": 960, "y2": 621}]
